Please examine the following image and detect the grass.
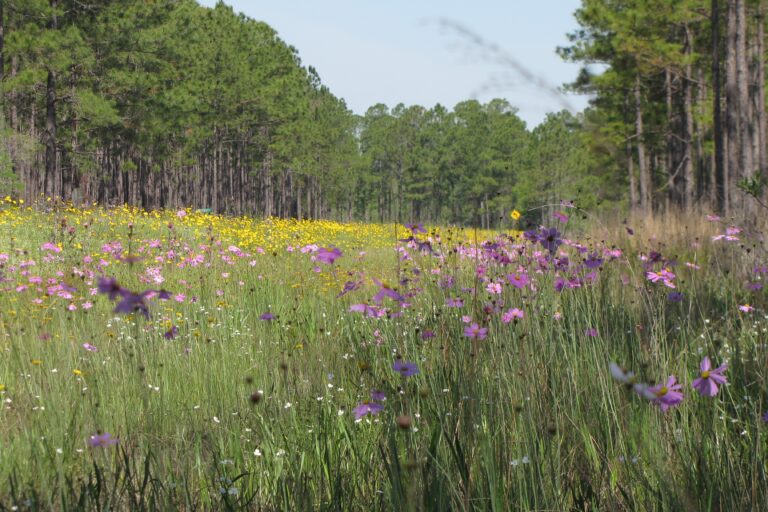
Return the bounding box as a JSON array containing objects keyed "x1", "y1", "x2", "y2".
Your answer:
[{"x1": 0, "y1": 199, "x2": 766, "y2": 510}]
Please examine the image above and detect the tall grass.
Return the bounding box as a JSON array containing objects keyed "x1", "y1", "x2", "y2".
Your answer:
[{"x1": 0, "y1": 202, "x2": 766, "y2": 510}]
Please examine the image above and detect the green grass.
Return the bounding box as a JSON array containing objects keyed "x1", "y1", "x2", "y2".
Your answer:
[{"x1": 0, "y1": 205, "x2": 766, "y2": 510}]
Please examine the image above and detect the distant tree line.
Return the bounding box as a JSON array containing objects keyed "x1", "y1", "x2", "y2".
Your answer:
[
  {"x1": 0, "y1": 0, "x2": 628, "y2": 226},
  {"x1": 561, "y1": 0, "x2": 768, "y2": 217}
]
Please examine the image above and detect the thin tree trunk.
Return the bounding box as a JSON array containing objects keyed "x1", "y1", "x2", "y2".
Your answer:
[
  {"x1": 684, "y1": 26, "x2": 695, "y2": 210},
  {"x1": 0, "y1": 0, "x2": 5, "y2": 82},
  {"x1": 635, "y1": 75, "x2": 651, "y2": 212},
  {"x1": 736, "y1": 0, "x2": 752, "y2": 191},
  {"x1": 44, "y1": 0, "x2": 59, "y2": 199},
  {"x1": 628, "y1": 141, "x2": 638, "y2": 211},
  {"x1": 756, "y1": 4, "x2": 767, "y2": 176},
  {"x1": 726, "y1": 0, "x2": 740, "y2": 213},
  {"x1": 713, "y1": 0, "x2": 726, "y2": 213}
]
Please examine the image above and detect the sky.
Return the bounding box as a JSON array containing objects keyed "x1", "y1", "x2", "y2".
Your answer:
[{"x1": 197, "y1": 0, "x2": 592, "y2": 127}]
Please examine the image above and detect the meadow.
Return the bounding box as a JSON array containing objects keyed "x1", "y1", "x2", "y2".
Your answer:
[{"x1": 0, "y1": 197, "x2": 766, "y2": 511}]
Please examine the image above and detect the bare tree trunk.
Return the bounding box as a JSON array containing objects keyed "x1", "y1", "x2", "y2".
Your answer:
[
  {"x1": 713, "y1": 0, "x2": 727, "y2": 213},
  {"x1": 684, "y1": 26, "x2": 696, "y2": 210},
  {"x1": 726, "y1": 0, "x2": 740, "y2": 213},
  {"x1": 635, "y1": 75, "x2": 651, "y2": 212},
  {"x1": 0, "y1": 0, "x2": 5, "y2": 82},
  {"x1": 736, "y1": 0, "x2": 752, "y2": 189},
  {"x1": 756, "y1": 4, "x2": 767, "y2": 176},
  {"x1": 628, "y1": 141, "x2": 638, "y2": 211}
]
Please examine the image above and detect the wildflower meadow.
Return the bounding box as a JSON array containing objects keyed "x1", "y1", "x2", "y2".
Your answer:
[{"x1": 0, "y1": 198, "x2": 767, "y2": 510}]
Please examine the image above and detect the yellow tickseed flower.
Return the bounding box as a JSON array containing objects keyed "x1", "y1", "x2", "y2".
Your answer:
[
  {"x1": 510, "y1": 209, "x2": 521, "y2": 220},
  {"x1": 73, "y1": 369, "x2": 83, "y2": 376},
  {"x1": 31, "y1": 359, "x2": 42, "y2": 366}
]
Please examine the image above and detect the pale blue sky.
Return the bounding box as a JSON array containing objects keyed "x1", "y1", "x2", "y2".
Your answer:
[{"x1": 197, "y1": 1, "x2": 591, "y2": 127}]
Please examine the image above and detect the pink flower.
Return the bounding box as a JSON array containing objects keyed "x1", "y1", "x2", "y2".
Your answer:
[
  {"x1": 41, "y1": 242, "x2": 61, "y2": 253},
  {"x1": 67, "y1": 303, "x2": 77, "y2": 311},
  {"x1": 502, "y1": 308, "x2": 524, "y2": 324},
  {"x1": 82, "y1": 343, "x2": 98, "y2": 352},
  {"x1": 692, "y1": 357, "x2": 728, "y2": 397},
  {"x1": 739, "y1": 304, "x2": 755, "y2": 313},
  {"x1": 464, "y1": 323, "x2": 488, "y2": 340},
  {"x1": 646, "y1": 269, "x2": 676, "y2": 288},
  {"x1": 649, "y1": 375, "x2": 684, "y2": 412},
  {"x1": 486, "y1": 282, "x2": 503, "y2": 295}
]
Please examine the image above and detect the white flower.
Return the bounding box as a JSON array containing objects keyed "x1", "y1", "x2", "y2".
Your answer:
[{"x1": 254, "y1": 448, "x2": 262, "y2": 457}]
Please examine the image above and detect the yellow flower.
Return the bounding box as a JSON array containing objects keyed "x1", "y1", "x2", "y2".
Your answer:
[
  {"x1": 510, "y1": 209, "x2": 521, "y2": 220},
  {"x1": 31, "y1": 359, "x2": 42, "y2": 366},
  {"x1": 73, "y1": 369, "x2": 83, "y2": 376},
  {"x1": 0, "y1": 384, "x2": 5, "y2": 392}
]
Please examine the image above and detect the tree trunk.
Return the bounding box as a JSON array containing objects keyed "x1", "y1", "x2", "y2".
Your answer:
[
  {"x1": 726, "y1": 0, "x2": 740, "y2": 214},
  {"x1": 44, "y1": 0, "x2": 59, "y2": 199},
  {"x1": 0, "y1": 0, "x2": 5, "y2": 81},
  {"x1": 627, "y1": 141, "x2": 638, "y2": 211},
  {"x1": 756, "y1": 4, "x2": 767, "y2": 176},
  {"x1": 683, "y1": 26, "x2": 695, "y2": 210},
  {"x1": 635, "y1": 75, "x2": 651, "y2": 212},
  {"x1": 713, "y1": 0, "x2": 726, "y2": 213},
  {"x1": 736, "y1": 0, "x2": 752, "y2": 192}
]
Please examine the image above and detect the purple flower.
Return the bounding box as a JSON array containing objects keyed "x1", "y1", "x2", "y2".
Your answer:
[
  {"x1": 405, "y1": 222, "x2": 426, "y2": 234},
  {"x1": 585, "y1": 328, "x2": 598, "y2": 337},
  {"x1": 113, "y1": 291, "x2": 151, "y2": 318},
  {"x1": 421, "y1": 330, "x2": 435, "y2": 340},
  {"x1": 349, "y1": 303, "x2": 381, "y2": 317},
  {"x1": 583, "y1": 252, "x2": 604, "y2": 269},
  {"x1": 692, "y1": 357, "x2": 728, "y2": 397},
  {"x1": 464, "y1": 323, "x2": 488, "y2": 340},
  {"x1": 164, "y1": 326, "x2": 179, "y2": 340},
  {"x1": 316, "y1": 247, "x2": 342, "y2": 265},
  {"x1": 649, "y1": 375, "x2": 684, "y2": 412},
  {"x1": 97, "y1": 277, "x2": 122, "y2": 300},
  {"x1": 506, "y1": 273, "x2": 530, "y2": 289},
  {"x1": 88, "y1": 432, "x2": 118, "y2": 448},
  {"x1": 260, "y1": 312, "x2": 275, "y2": 321},
  {"x1": 372, "y1": 278, "x2": 404, "y2": 304},
  {"x1": 445, "y1": 297, "x2": 464, "y2": 308},
  {"x1": 337, "y1": 280, "x2": 362, "y2": 298},
  {"x1": 763, "y1": 411, "x2": 768, "y2": 423},
  {"x1": 553, "y1": 211, "x2": 569, "y2": 223},
  {"x1": 667, "y1": 291, "x2": 684, "y2": 302},
  {"x1": 393, "y1": 360, "x2": 419, "y2": 378},
  {"x1": 537, "y1": 227, "x2": 562, "y2": 254},
  {"x1": 353, "y1": 401, "x2": 384, "y2": 420},
  {"x1": 370, "y1": 389, "x2": 386, "y2": 402},
  {"x1": 82, "y1": 343, "x2": 98, "y2": 352}
]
